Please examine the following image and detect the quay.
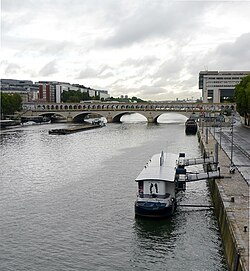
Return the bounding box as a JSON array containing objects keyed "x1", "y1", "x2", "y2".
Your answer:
[{"x1": 198, "y1": 122, "x2": 249, "y2": 271}]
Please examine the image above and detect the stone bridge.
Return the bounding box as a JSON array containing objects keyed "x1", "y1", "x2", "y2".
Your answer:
[{"x1": 22, "y1": 102, "x2": 235, "y2": 123}]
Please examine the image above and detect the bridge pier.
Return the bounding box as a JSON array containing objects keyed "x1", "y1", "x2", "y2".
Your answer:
[
  {"x1": 147, "y1": 116, "x2": 155, "y2": 123},
  {"x1": 67, "y1": 113, "x2": 73, "y2": 122},
  {"x1": 106, "y1": 116, "x2": 113, "y2": 123}
]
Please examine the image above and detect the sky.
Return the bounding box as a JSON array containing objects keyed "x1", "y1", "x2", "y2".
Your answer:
[{"x1": 1, "y1": 0, "x2": 250, "y2": 101}]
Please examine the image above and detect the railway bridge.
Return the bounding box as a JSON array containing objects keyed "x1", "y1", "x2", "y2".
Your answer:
[{"x1": 22, "y1": 102, "x2": 235, "y2": 123}]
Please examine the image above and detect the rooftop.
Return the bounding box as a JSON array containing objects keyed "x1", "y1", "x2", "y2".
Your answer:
[{"x1": 135, "y1": 152, "x2": 177, "y2": 182}]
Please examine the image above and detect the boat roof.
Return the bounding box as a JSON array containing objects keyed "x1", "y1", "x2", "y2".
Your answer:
[{"x1": 135, "y1": 152, "x2": 177, "y2": 183}]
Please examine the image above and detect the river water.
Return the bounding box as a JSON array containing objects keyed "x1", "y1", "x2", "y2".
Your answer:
[{"x1": 0, "y1": 113, "x2": 228, "y2": 271}]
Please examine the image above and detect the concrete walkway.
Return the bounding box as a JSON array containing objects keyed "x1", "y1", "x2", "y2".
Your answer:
[
  {"x1": 213, "y1": 115, "x2": 250, "y2": 185},
  {"x1": 199, "y1": 121, "x2": 249, "y2": 271}
]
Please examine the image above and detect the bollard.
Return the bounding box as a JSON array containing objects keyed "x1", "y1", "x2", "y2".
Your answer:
[
  {"x1": 215, "y1": 142, "x2": 219, "y2": 165},
  {"x1": 206, "y1": 128, "x2": 208, "y2": 144}
]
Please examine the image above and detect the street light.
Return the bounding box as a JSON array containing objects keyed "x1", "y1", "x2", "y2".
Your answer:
[
  {"x1": 219, "y1": 118, "x2": 222, "y2": 149},
  {"x1": 229, "y1": 112, "x2": 235, "y2": 173}
]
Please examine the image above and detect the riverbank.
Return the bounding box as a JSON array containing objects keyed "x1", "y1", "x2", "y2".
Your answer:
[{"x1": 198, "y1": 127, "x2": 249, "y2": 271}]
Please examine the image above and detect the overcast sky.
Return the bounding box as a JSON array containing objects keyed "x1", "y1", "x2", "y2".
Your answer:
[{"x1": 1, "y1": 0, "x2": 250, "y2": 100}]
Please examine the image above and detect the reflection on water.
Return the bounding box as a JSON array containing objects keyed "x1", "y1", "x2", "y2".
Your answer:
[
  {"x1": 0, "y1": 116, "x2": 228, "y2": 271},
  {"x1": 120, "y1": 112, "x2": 188, "y2": 124},
  {"x1": 134, "y1": 217, "x2": 175, "y2": 240},
  {"x1": 132, "y1": 218, "x2": 177, "y2": 268},
  {"x1": 157, "y1": 113, "x2": 188, "y2": 123},
  {"x1": 121, "y1": 113, "x2": 147, "y2": 123}
]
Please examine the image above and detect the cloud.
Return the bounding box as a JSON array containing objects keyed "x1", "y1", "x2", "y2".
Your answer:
[
  {"x1": 1, "y1": 0, "x2": 250, "y2": 100},
  {"x1": 213, "y1": 33, "x2": 250, "y2": 69},
  {"x1": 4, "y1": 62, "x2": 21, "y2": 75},
  {"x1": 122, "y1": 56, "x2": 159, "y2": 68},
  {"x1": 39, "y1": 60, "x2": 58, "y2": 76},
  {"x1": 77, "y1": 67, "x2": 98, "y2": 79},
  {"x1": 2, "y1": 35, "x2": 73, "y2": 59},
  {"x1": 185, "y1": 32, "x2": 250, "y2": 73},
  {"x1": 101, "y1": 1, "x2": 210, "y2": 47}
]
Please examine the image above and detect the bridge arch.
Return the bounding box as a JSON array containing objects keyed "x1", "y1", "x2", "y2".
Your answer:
[
  {"x1": 112, "y1": 111, "x2": 149, "y2": 123},
  {"x1": 111, "y1": 112, "x2": 131, "y2": 123},
  {"x1": 72, "y1": 112, "x2": 107, "y2": 123}
]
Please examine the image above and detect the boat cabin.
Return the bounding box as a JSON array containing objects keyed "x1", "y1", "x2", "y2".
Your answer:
[{"x1": 135, "y1": 152, "x2": 177, "y2": 199}]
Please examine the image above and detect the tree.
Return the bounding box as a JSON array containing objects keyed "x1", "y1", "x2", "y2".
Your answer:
[
  {"x1": 235, "y1": 74, "x2": 250, "y2": 126},
  {"x1": 61, "y1": 90, "x2": 93, "y2": 102},
  {"x1": 1, "y1": 93, "x2": 22, "y2": 117}
]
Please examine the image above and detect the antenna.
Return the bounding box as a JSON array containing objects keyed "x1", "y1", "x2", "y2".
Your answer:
[{"x1": 160, "y1": 151, "x2": 164, "y2": 166}]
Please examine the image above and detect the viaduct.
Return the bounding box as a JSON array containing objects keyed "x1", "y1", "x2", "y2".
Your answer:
[{"x1": 22, "y1": 102, "x2": 235, "y2": 123}]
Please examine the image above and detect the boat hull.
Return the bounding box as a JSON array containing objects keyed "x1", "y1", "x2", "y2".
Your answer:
[
  {"x1": 185, "y1": 126, "x2": 197, "y2": 134},
  {"x1": 134, "y1": 202, "x2": 175, "y2": 218},
  {"x1": 185, "y1": 119, "x2": 197, "y2": 134}
]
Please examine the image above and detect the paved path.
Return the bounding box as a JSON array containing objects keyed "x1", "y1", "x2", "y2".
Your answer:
[
  {"x1": 213, "y1": 115, "x2": 250, "y2": 185},
  {"x1": 200, "y1": 119, "x2": 249, "y2": 271}
]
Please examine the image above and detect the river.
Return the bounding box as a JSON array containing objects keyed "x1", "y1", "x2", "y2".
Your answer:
[{"x1": 0, "y1": 113, "x2": 228, "y2": 271}]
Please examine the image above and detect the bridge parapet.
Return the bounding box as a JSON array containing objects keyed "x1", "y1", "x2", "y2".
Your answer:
[
  {"x1": 23, "y1": 102, "x2": 235, "y2": 112},
  {"x1": 21, "y1": 102, "x2": 236, "y2": 123}
]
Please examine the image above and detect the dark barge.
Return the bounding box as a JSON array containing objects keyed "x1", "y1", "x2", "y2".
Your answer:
[
  {"x1": 185, "y1": 118, "x2": 197, "y2": 134},
  {"x1": 49, "y1": 123, "x2": 104, "y2": 135}
]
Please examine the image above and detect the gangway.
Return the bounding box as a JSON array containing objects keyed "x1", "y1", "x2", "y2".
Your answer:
[
  {"x1": 175, "y1": 152, "x2": 221, "y2": 191},
  {"x1": 177, "y1": 153, "x2": 215, "y2": 167},
  {"x1": 186, "y1": 170, "x2": 221, "y2": 182}
]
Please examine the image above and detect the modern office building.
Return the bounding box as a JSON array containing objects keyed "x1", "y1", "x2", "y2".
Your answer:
[
  {"x1": 0, "y1": 79, "x2": 39, "y2": 103},
  {"x1": 199, "y1": 71, "x2": 250, "y2": 103}
]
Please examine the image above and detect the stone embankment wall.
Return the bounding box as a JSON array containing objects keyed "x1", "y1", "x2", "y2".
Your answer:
[{"x1": 198, "y1": 129, "x2": 249, "y2": 271}]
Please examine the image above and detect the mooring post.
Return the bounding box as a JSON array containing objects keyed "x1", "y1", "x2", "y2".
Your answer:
[{"x1": 215, "y1": 142, "x2": 219, "y2": 165}]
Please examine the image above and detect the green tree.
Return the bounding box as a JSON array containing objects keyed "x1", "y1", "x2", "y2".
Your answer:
[
  {"x1": 1, "y1": 93, "x2": 22, "y2": 117},
  {"x1": 235, "y1": 74, "x2": 250, "y2": 126},
  {"x1": 61, "y1": 90, "x2": 92, "y2": 102}
]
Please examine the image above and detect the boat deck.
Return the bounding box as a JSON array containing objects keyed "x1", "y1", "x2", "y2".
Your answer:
[{"x1": 49, "y1": 124, "x2": 101, "y2": 135}]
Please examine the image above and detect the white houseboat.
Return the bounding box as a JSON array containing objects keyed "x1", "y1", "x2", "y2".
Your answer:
[
  {"x1": 135, "y1": 152, "x2": 177, "y2": 218},
  {"x1": 135, "y1": 151, "x2": 221, "y2": 218}
]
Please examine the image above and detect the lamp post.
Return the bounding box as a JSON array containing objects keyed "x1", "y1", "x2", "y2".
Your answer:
[
  {"x1": 230, "y1": 113, "x2": 234, "y2": 165},
  {"x1": 229, "y1": 112, "x2": 235, "y2": 173},
  {"x1": 219, "y1": 118, "x2": 222, "y2": 149}
]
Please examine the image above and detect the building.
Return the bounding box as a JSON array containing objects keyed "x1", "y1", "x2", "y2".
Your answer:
[
  {"x1": 0, "y1": 79, "x2": 39, "y2": 103},
  {"x1": 36, "y1": 81, "x2": 58, "y2": 102},
  {"x1": 56, "y1": 83, "x2": 79, "y2": 103},
  {"x1": 199, "y1": 71, "x2": 250, "y2": 103},
  {"x1": 1, "y1": 79, "x2": 110, "y2": 103}
]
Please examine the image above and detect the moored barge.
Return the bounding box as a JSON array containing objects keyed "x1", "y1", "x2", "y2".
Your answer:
[
  {"x1": 49, "y1": 123, "x2": 104, "y2": 135},
  {"x1": 185, "y1": 118, "x2": 197, "y2": 134}
]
